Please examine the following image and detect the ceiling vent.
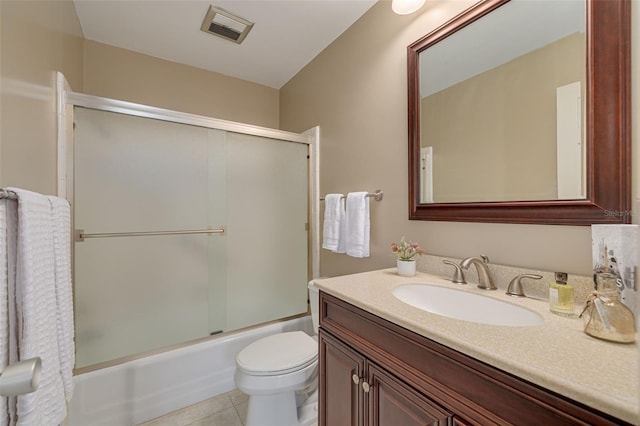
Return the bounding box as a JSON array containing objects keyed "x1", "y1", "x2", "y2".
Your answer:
[{"x1": 200, "y1": 5, "x2": 254, "y2": 44}]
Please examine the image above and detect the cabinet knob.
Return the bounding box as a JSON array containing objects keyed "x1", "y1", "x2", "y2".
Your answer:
[
  {"x1": 362, "y1": 381, "x2": 370, "y2": 393},
  {"x1": 352, "y1": 374, "x2": 360, "y2": 385}
]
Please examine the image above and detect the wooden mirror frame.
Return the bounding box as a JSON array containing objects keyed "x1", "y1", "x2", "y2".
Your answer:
[{"x1": 408, "y1": 0, "x2": 630, "y2": 225}]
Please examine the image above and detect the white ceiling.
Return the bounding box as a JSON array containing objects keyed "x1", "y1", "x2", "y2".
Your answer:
[{"x1": 73, "y1": 0, "x2": 378, "y2": 89}]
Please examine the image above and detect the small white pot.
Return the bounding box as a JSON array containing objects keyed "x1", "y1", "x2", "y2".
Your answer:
[{"x1": 396, "y1": 259, "x2": 416, "y2": 277}]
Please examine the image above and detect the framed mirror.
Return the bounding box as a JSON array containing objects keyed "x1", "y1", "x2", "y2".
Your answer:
[{"x1": 407, "y1": 0, "x2": 630, "y2": 225}]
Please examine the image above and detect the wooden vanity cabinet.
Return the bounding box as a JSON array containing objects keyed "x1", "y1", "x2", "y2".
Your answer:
[{"x1": 318, "y1": 291, "x2": 629, "y2": 426}]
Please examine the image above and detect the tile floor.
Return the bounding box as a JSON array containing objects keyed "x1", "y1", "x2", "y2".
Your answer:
[{"x1": 138, "y1": 389, "x2": 248, "y2": 426}]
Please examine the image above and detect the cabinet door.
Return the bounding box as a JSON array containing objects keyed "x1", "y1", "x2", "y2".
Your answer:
[
  {"x1": 367, "y1": 363, "x2": 452, "y2": 426},
  {"x1": 319, "y1": 330, "x2": 365, "y2": 426}
]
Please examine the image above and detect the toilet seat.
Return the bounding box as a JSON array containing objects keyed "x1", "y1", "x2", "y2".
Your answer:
[{"x1": 237, "y1": 331, "x2": 318, "y2": 376}]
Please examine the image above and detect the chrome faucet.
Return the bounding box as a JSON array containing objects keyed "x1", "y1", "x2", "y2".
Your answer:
[{"x1": 460, "y1": 255, "x2": 496, "y2": 290}]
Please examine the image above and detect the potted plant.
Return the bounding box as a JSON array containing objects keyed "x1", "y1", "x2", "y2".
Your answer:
[{"x1": 391, "y1": 237, "x2": 424, "y2": 276}]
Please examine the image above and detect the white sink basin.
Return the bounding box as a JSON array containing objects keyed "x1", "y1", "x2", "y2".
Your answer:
[{"x1": 392, "y1": 283, "x2": 544, "y2": 326}]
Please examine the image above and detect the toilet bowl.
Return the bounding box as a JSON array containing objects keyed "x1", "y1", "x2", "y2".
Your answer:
[{"x1": 234, "y1": 281, "x2": 320, "y2": 426}]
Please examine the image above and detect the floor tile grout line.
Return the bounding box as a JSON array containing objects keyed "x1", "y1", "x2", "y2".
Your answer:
[
  {"x1": 233, "y1": 404, "x2": 246, "y2": 426},
  {"x1": 137, "y1": 389, "x2": 246, "y2": 426}
]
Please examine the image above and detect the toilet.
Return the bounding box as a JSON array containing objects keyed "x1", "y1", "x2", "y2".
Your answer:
[{"x1": 234, "y1": 281, "x2": 320, "y2": 426}]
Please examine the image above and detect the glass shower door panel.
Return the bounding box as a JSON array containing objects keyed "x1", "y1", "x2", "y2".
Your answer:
[
  {"x1": 73, "y1": 108, "x2": 219, "y2": 367},
  {"x1": 74, "y1": 108, "x2": 213, "y2": 233},
  {"x1": 74, "y1": 236, "x2": 210, "y2": 367},
  {"x1": 225, "y1": 133, "x2": 308, "y2": 331}
]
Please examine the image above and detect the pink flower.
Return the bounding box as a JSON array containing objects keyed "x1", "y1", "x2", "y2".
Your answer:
[{"x1": 391, "y1": 236, "x2": 425, "y2": 261}]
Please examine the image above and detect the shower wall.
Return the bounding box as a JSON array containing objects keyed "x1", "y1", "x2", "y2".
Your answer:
[{"x1": 73, "y1": 107, "x2": 309, "y2": 368}]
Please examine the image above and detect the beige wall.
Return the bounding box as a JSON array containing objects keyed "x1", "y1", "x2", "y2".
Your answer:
[
  {"x1": 634, "y1": 0, "x2": 640, "y2": 248},
  {"x1": 280, "y1": 0, "x2": 639, "y2": 278},
  {"x1": 83, "y1": 40, "x2": 280, "y2": 129},
  {"x1": 0, "y1": 0, "x2": 84, "y2": 195}
]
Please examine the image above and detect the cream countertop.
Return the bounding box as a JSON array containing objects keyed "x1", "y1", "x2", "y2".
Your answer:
[{"x1": 313, "y1": 269, "x2": 639, "y2": 424}]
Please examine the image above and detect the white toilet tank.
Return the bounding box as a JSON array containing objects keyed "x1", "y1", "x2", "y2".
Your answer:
[{"x1": 308, "y1": 281, "x2": 320, "y2": 334}]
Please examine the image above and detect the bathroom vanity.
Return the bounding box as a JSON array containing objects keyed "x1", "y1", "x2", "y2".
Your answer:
[{"x1": 314, "y1": 270, "x2": 638, "y2": 425}]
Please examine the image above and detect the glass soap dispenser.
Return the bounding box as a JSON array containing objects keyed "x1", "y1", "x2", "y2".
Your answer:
[{"x1": 580, "y1": 271, "x2": 636, "y2": 343}]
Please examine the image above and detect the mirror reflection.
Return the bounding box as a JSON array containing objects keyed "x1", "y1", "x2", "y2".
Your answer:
[{"x1": 418, "y1": 0, "x2": 585, "y2": 204}]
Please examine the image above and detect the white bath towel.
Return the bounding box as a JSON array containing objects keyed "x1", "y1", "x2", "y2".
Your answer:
[
  {"x1": 5, "y1": 188, "x2": 71, "y2": 426},
  {"x1": 2, "y1": 195, "x2": 20, "y2": 426},
  {"x1": 345, "y1": 192, "x2": 370, "y2": 258},
  {"x1": 47, "y1": 196, "x2": 75, "y2": 402},
  {"x1": 322, "y1": 194, "x2": 346, "y2": 253},
  {"x1": 1, "y1": 199, "x2": 13, "y2": 426}
]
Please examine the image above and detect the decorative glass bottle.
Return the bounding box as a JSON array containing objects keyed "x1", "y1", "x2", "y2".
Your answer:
[{"x1": 580, "y1": 272, "x2": 636, "y2": 343}]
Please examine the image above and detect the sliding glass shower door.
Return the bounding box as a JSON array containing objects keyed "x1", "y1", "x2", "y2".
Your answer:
[{"x1": 73, "y1": 107, "x2": 308, "y2": 368}]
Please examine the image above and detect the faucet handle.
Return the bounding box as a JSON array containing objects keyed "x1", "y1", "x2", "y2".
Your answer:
[
  {"x1": 506, "y1": 273, "x2": 542, "y2": 297},
  {"x1": 443, "y1": 260, "x2": 467, "y2": 284}
]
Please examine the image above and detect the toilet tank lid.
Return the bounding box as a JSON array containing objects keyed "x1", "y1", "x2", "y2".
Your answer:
[{"x1": 237, "y1": 331, "x2": 318, "y2": 375}]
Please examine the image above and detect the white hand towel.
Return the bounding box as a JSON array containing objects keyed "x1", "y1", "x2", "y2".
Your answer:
[
  {"x1": 345, "y1": 192, "x2": 370, "y2": 258},
  {"x1": 322, "y1": 194, "x2": 346, "y2": 253},
  {"x1": 7, "y1": 188, "x2": 68, "y2": 426}
]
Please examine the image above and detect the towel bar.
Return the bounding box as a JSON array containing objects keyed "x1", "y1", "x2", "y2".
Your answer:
[
  {"x1": 0, "y1": 188, "x2": 18, "y2": 200},
  {"x1": 0, "y1": 357, "x2": 41, "y2": 396},
  {"x1": 320, "y1": 189, "x2": 383, "y2": 202}
]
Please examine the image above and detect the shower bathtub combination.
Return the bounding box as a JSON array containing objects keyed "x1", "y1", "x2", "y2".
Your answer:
[{"x1": 55, "y1": 73, "x2": 320, "y2": 425}]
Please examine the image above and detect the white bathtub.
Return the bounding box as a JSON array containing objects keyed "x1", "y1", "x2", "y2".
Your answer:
[{"x1": 66, "y1": 316, "x2": 313, "y2": 425}]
